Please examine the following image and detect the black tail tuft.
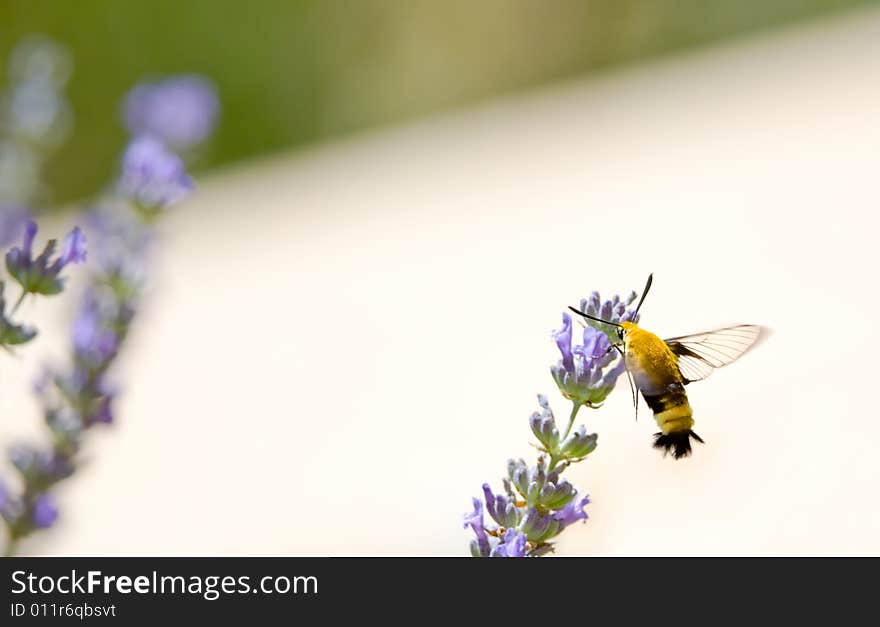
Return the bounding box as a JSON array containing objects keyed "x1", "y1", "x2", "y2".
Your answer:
[{"x1": 652, "y1": 430, "x2": 704, "y2": 460}]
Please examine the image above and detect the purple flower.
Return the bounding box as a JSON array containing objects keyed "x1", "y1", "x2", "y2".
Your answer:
[
  {"x1": 463, "y1": 497, "x2": 490, "y2": 558},
  {"x1": 72, "y1": 290, "x2": 118, "y2": 365},
  {"x1": 124, "y1": 75, "x2": 219, "y2": 150},
  {"x1": 21, "y1": 220, "x2": 37, "y2": 257},
  {"x1": 32, "y1": 493, "x2": 58, "y2": 528},
  {"x1": 59, "y1": 226, "x2": 86, "y2": 266},
  {"x1": 119, "y1": 136, "x2": 193, "y2": 210},
  {"x1": 6, "y1": 219, "x2": 38, "y2": 270},
  {"x1": 551, "y1": 312, "x2": 574, "y2": 371},
  {"x1": 553, "y1": 493, "x2": 590, "y2": 529},
  {"x1": 5, "y1": 221, "x2": 87, "y2": 296},
  {"x1": 575, "y1": 324, "x2": 610, "y2": 365},
  {"x1": 0, "y1": 206, "x2": 30, "y2": 248},
  {"x1": 491, "y1": 529, "x2": 527, "y2": 558}
]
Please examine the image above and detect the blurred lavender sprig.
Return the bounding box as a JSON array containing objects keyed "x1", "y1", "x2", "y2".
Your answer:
[
  {"x1": 0, "y1": 45, "x2": 218, "y2": 555},
  {"x1": 0, "y1": 220, "x2": 86, "y2": 553},
  {"x1": 464, "y1": 290, "x2": 638, "y2": 557},
  {"x1": 1, "y1": 210, "x2": 159, "y2": 555}
]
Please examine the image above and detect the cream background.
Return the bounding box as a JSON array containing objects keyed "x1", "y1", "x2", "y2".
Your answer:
[{"x1": 3, "y1": 7, "x2": 880, "y2": 555}]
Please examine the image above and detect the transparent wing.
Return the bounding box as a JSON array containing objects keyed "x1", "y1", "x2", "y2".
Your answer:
[
  {"x1": 664, "y1": 325, "x2": 766, "y2": 383},
  {"x1": 674, "y1": 353, "x2": 716, "y2": 383}
]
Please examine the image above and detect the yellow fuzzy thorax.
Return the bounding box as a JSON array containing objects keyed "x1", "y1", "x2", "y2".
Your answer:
[{"x1": 619, "y1": 322, "x2": 682, "y2": 386}]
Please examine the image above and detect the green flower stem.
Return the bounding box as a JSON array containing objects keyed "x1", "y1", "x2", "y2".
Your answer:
[
  {"x1": 549, "y1": 402, "x2": 582, "y2": 472},
  {"x1": 10, "y1": 289, "x2": 28, "y2": 317},
  {"x1": 561, "y1": 402, "x2": 581, "y2": 441}
]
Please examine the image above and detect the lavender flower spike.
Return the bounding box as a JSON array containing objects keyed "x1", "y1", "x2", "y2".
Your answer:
[
  {"x1": 466, "y1": 395, "x2": 598, "y2": 557},
  {"x1": 464, "y1": 282, "x2": 639, "y2": 557}
]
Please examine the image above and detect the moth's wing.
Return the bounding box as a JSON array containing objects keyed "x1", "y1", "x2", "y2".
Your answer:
[{"x1": 664, "y1": 325, "x2": 766, "y2": 383}]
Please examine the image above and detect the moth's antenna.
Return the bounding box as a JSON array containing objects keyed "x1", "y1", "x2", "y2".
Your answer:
[
  {"x1": 633, "y1": 273, "x2": 654, "y2": 318},
  {"x1": 567, "y1": 306, "x2": 622, "y2": 328}
]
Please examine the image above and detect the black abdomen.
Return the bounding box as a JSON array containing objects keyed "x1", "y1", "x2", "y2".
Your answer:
[
  {"x1": 641, "y1": 381, "x2": 689, "y2": 416},
  {"x1": 641, "y1": 382, "x2": 702, "y2": 459}
]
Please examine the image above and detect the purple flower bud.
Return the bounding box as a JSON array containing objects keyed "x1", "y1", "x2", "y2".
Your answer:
[
  {"x1": 482, "y1": 483, "x2": 520, "y2": 527},
  {"x1": 119, "y1": 136, "x2": 193, "y2": 210},
  {"x1": 481, "y1": 483, "x2": 498, "y2": 521},
  {"x1": 60, "y1": 226, "x2": 86, "y2": 266},
  {"x1": 21, "y1": 220, "x2": 37, "y2": 258},
  {"x1": 32, "y1": 493, "x2": 58, "y2": 528},
  {"x1": 600, "y1": 299, "x2": 613, "y2": 322},
  {"x1": 520, "y1": 507, "x2": 556, "y2": 541}
]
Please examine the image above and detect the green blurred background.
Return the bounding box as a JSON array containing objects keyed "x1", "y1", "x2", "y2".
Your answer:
[{"x1": 0, "y1": 0, "x2": 874, "y2": 206}]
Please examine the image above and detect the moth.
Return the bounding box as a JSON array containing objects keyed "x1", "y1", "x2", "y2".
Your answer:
[{"x1": 570, "y1": 275, "x2": 766, "y2": 459}]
